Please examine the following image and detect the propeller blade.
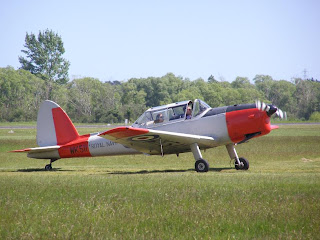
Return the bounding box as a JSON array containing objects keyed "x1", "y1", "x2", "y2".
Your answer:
[
  {"x1": 276, "y1": 109, "x2": 287, "y2": 119},
  {"x1": 265, "y1": 105, "x2": 270, "y2": 112},
  {"x1": 276, "y1": 109, "x2": 282, "y2": 119},
  {"x1": 255, "y1": 100, "x2": 261, "y2": 110},
  {"x1": 255, "y1": 99, "x2": 287, "y2": 119}
]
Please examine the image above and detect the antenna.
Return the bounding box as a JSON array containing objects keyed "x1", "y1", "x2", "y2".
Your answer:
[{"x1": 303, "y1": 68, "x2": 307, "y2": 80}]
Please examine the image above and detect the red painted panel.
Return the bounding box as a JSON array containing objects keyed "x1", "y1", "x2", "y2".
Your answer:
[
  {"x1": 226, "y1": 108, "x2": 271, "y2": 143},
  {"x1": 100, "y1": 127, "x2": 149, "y2": 139},
  {"x1": 52, "y1": 108, "x2": 79, "y2": 145},
  {"x1": 58, "y1": 134, "x2": 91, "y2": 158}
]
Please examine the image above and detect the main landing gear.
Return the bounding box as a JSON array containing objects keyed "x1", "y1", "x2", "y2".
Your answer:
[
  {"x1": 191, "y1": 143, "x2": 249, "y2": 172},
  {"x1": 44, "y1": 159, "x2": 57, "y2": 171},
  {"x1": 191, "y1": 143, "x2": 209, "y2": 172},
  {"x1": 226, "y1": 144, "x2": 249, "y2": 170}
]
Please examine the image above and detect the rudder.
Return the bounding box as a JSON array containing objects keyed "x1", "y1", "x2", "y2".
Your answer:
[{"x1": 37, "y1": 100, "x2": 79, "y2": 146}]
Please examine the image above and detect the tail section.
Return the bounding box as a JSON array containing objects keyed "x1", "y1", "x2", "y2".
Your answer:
[{"x1": 37, "y1": 100, "x2": 79, "y2": 146}]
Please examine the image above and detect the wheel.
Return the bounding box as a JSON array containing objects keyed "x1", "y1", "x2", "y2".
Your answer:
[
  {"x1": 235, "y1": 157, "x2": 249, "y2": 170},
  {"x1": 195, "y1": 159, "x2": 209, "y2": 172},
  {"x1": 45, "y1": 164, "x2": 52, "y2": 171}
]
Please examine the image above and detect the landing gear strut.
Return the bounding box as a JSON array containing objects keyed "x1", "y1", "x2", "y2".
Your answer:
[
  {"x1": 191, "y1": 143, "x2": 209, "y2": 172},
  {"x1": 44, "y1": 159, "x2": 57, "y2": 171},
  {"x1": 226, "y1": 144, "x2": 249, "y2": 170}
]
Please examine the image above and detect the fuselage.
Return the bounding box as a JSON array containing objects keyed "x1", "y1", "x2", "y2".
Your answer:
[{"x1": 28, "y1": 103, "x2": 272, "y2": 160}]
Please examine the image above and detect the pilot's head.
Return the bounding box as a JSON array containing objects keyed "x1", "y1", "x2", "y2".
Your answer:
[{"x1": 156, "y1": 113, "x2": 164, "y2": 122}]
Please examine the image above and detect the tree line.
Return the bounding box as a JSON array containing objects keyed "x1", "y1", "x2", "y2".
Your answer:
[{"x1": 1, "y1": 66, "x2": 320, "y2": 123}]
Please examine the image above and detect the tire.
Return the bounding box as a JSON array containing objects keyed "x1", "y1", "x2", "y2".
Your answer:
[
  {"x1": 195, "y1": 159, "x2": 209, "y2": 172},
  {"x1": 235, "y1": 157, "x2": 249, "y2": 170},
  {"x1": 45, "y1": 164, "x2": 52, "y2": 171}
]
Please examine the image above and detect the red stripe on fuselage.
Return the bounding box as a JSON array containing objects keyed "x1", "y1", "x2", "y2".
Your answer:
[
  {"x1": 58, "y1": 134, "x2": 91, "y2": 158},
  {"x1": 226, "y1": 108, "x2": 271, "y2": 143}
]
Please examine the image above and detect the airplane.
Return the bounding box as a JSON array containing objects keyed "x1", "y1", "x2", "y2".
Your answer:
[{"x1": 12, "y1": 99, "x2": 286, "y2": 172}]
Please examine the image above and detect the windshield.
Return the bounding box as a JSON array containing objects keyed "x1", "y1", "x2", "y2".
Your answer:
[
  {"x1": 135, "y1": 111, "x2": 153, "y2": 126},
  {"x1": 193, "y1": 99, "x2": 211, "y2": 117}
]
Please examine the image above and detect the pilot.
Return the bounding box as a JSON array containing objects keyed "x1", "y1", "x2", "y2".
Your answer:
[
  {"x1": 186, "y1": 106, "x2": 192, "y2": 119},
  {"x1": 154, "y1": 113, "x2": 164, "y2": 123}
]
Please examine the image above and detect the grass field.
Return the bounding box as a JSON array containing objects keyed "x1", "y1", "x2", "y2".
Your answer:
[{"x1": 0, "y1": 124, "x2": 320, "y2": 239}]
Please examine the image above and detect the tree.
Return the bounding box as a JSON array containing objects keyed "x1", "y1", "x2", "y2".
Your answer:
[
  {"x1": 294, "y1": 79, "x2": 318, "y2": 119},
  {"x1": 19, "y1": 29, "x2": 70, "y2": 99},
  {"x1": 120, "y1": 80, "x2": 147, "y2": 121},
  {"x1": 268, "y1": 80, "x2": 296, "y2": 117},
  {"x1": 208, "y1": 75, "x2": 218, "y2": 83},
  {"x1": 67, "y1": 78, "x2": 101, "y2": 122},
  {"x1": 231, "y1": 77, "x2": 253, "y2": 89},
  {"x1": 66, "y1": 77, "x2": 124, "y2": 123},
  {"x1": 253, "y1": 75, "x2": 274, "y2": 100},
  {"x1": 309, "y1": 112, "x2": 320, "y2": 122},
  {"x1": 0, "y1": 66, "x2": 47, "y2": 121}
]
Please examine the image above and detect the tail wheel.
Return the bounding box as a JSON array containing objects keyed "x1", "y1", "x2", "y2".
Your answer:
[
  {"x1": 235, "y1": 157, "x2": 249, "y2": 170},
  {"x1": 195, "y1": 159, "x2": 209, "y2": 172},
  {"x1": 45, "y1": 159, "x2": 57, "y2": 171},
  {"x1": 45, "y1": 164, "x2": 53, "y2": 171}
]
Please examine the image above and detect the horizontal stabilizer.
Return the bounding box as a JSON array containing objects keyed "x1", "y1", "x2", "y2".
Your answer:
[{"x1": 11, "y1": 145, "x2": 60, "y2": 153}]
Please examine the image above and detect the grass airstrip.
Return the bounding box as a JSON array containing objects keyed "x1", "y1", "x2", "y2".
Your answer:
[{"x1": 0, "y1": 124, "x2": 319, "y2": 239}]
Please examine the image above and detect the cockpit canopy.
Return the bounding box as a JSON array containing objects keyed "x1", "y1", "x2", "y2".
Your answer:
[{"x1": 132, "y1": 99, "x2": 211, "y2": 128}]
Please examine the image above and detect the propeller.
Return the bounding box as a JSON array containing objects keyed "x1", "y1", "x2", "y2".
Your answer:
[
  {"x1": 275, "y1": 108, "x2": 287, "y2": 119},
  {"x1": 255, "y1": 100, "x2": 287, "y2": 120}
]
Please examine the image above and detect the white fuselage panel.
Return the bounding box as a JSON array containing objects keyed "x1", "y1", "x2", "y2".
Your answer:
[{"x1": 88, "y1": 135, "x2": 140, "y2": 156}]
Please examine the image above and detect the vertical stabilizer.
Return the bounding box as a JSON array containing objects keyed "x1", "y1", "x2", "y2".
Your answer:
[{"x1": 37, "y1": 100, "x2": 79, "y2": 146}]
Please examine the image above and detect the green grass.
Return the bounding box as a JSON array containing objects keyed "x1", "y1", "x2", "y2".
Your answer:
[
  {"x1": 0, "y1": 121, "x2": 37, "y2": 126},
  {"x1": 0, "y1": 125, "x2": 320, "y2": 239}
]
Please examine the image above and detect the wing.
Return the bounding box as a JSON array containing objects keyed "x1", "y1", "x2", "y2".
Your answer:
[{"x1": 98, "y1": 127, "x2": 215, "y2": 155}]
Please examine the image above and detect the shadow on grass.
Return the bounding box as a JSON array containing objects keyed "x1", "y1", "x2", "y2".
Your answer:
[
  {"x1": 210, "y1": 167, "x2": 234, "y2": 172},
  {"x1": 109, "y1": 167, "x2": 233, "y2": 175},
  {"x1": 11, "y1": 167, "x2": 233, "y2": 174},
  {"x1": 16, "y1": 168, "x2": 75, "y2": 172}
]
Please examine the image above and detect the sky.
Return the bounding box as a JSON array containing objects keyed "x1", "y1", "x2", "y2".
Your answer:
[{"x1": 1, "y1": 0, "x2": 320, "y2": 83}]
